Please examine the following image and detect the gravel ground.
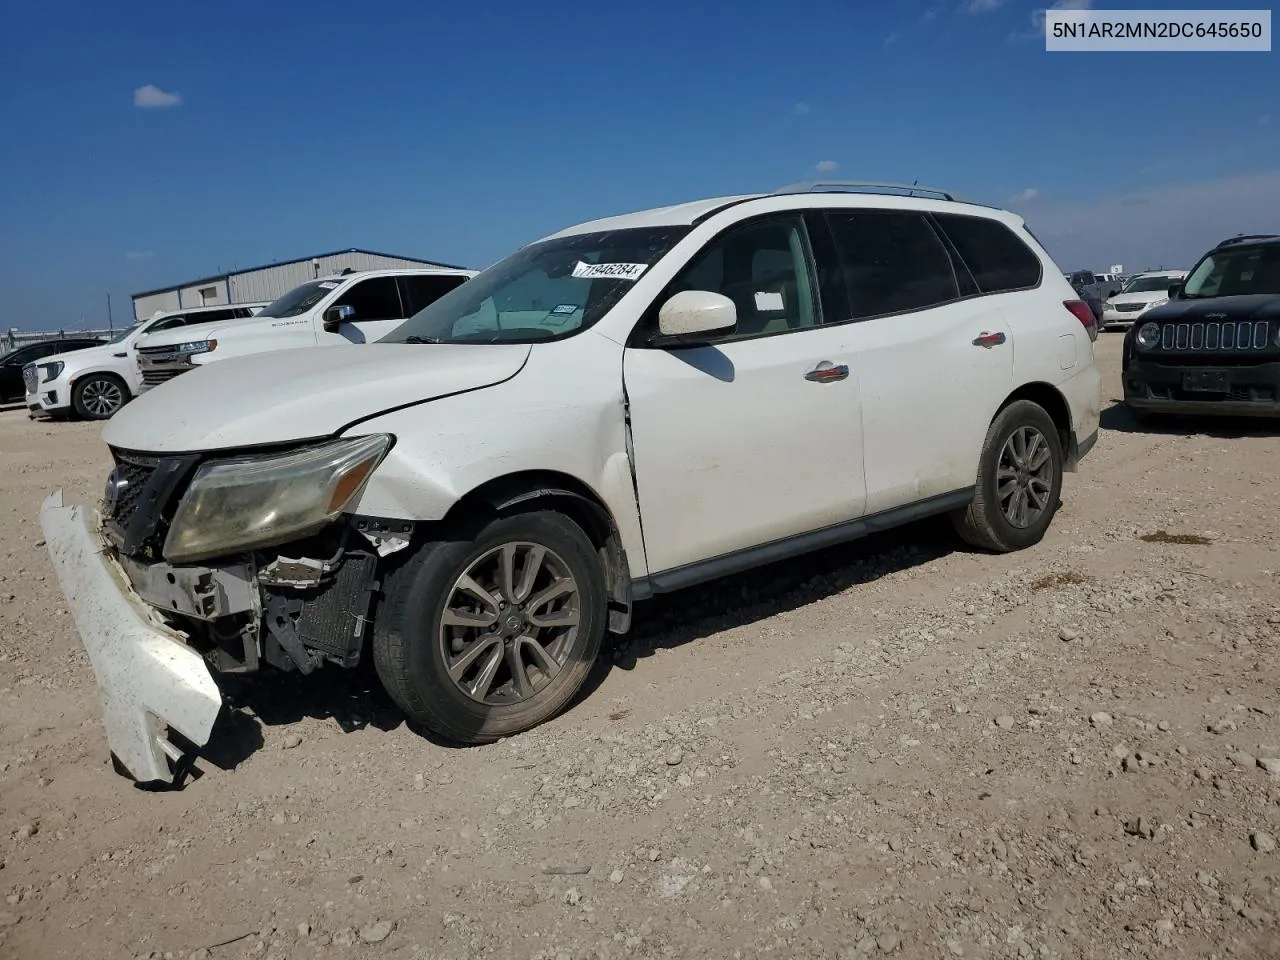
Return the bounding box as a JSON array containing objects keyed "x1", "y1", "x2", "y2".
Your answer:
[{"x1": 1, "y1": 334, "x2": 1278, "y2": 960}]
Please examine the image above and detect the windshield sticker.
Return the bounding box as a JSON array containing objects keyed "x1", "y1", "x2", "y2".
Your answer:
[
  {"x1": 550, "y1": 303, "x2": 580, "y2": 316},
  {"x1": 318, "y1": 281, "x2": 340, "y2": 289},
  {"x1": 571, "y1": 261, "x2": 648, "y2": 281}
]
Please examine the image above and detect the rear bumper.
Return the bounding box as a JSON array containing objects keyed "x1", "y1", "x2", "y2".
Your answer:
[
  {"x1": 1124, "y1": 359, "x2": 1280, "y2": 417},
  {"x1": 39, "y1": 491, "x2": 223, "y2": 784}
]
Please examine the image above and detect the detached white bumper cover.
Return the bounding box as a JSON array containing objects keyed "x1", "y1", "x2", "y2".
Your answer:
[{"x1": 39, "y1": 491, "x2": 223, "y2": 783}]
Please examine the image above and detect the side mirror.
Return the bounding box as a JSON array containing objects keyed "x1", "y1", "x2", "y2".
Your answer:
[
  {"x1": 1167, "y1": 282, "x2": 1183, "y2": 300},
  {"x1": 323, "y1": 304, "x2": 356, "y2": 333},
  {"x1": 653, "y1": 290, "x2": 737, "y2": 346}
]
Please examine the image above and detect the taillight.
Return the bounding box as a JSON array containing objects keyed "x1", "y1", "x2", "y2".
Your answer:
[{"x1": 1064, "y1": 300, "x2": 1097, "y2": 341}]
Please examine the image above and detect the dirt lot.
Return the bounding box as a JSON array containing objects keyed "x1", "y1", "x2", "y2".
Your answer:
[{"x1": 1, "y1": 334, "x2": 1278, "y2": 960}]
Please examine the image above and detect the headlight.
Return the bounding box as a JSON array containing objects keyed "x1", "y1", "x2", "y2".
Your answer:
[
  {"x1": 1135, "y1": 322, "x2": 1161, "y2": 349},
  {"x1": 163, "y1": 434, "x2": 392, "y2": 562},
  {"x1": 173, "y1": 339, "x2": 217, "y2": 356},
  {"x1": 37, "y1": 361, "x2": 64, "y2": 380}
]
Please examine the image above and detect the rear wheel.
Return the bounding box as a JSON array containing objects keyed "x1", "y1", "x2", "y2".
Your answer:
[
  {"x1": 952, "y1": 399, "x2": 1063, "y2": 553},
  {"x1": 72, "y1": 374, "x2": 128, "y2": 420},
  {"x1": 373, "y1": 510, "x2": 606, "y2": 744}
]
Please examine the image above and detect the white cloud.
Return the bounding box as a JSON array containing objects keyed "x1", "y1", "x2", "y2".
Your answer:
[
  {"x1": 1012, "y1": 0, "x2": 1093, "y2": 41},
  {"x1": 963, "y1": 0, "x2": 1005, "y2": 13},
  {"x1": 125, "y1": 251, "x2": 154, "y2": 260},
  {"x1": 1017, "y1": 169, "x2": 1280, "y2": 273},
  {"x1": 920, "y1": 5, "x2": 942, "y2": 25},
  {"x1": 133, "y1": 84, "x2": 182, "y2": 108},
  {"x1": 1010, "y1": 187, "x2": 1041, "y2": 204},
  {"x1": 883, "y1": 31, "x2": 901, "y2": 46},
  {"x1": 792, "y1": 102, "x2": 812, "y2": 116},
  {"x1": 815, "y1": 160, "x2": 840, "y2": 174}
]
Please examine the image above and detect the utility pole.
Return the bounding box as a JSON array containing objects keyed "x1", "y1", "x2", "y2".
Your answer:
[{"x1": 107, "y1": 293, "x2": 114, "y2": 333}]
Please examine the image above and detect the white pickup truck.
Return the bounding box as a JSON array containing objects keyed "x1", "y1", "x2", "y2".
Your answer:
[{"x1": 135, "y1": 267, "x2": 475, "y2": 391}]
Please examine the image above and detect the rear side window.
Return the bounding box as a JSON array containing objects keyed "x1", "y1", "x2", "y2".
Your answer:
[
  {"x1": 824, "y1": 211, "x2": 960, "y2": 320},
  {"x1": 400, "y1": 275, "x2": 469, "y2": 315},
  {"x1": 934, "y1": 213, "x2": 1042, "y2": 294}
]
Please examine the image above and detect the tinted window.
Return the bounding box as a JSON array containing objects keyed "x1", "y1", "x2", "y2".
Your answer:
[
  {"x1": 184, "y1": 309, "x2": 239, "y2": 326},
  {"x1": 934, "y1": 214, "x2": 1042, "y2": 294},
  {"x1": 824, "y1": 211, "x2": 959, "y2": 319},
  {"x1": 400, "y1": 275, "x2": 469, "y2": 315},
  {"x1": 664, "y1": 215, "x2": 819, "y2": 340},
  {"x1": 334, "y1": 277, "x2": 405, "y2": 322}
]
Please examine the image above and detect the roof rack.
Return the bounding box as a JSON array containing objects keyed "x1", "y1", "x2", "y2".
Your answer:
[
  {"x1": 771, "y1": 180, "x2": 961, "y2": 202},
  {"x1": 1214, "y1": 233, "x2": 1280, "y2": 248}
]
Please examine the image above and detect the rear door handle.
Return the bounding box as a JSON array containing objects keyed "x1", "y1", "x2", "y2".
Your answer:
[
  {"x1": 805, "y1": 361, "x2": 849, "y2": 383},
  {"x1": 973, "y1": 331, "x2": 1007, "y2": 348}
]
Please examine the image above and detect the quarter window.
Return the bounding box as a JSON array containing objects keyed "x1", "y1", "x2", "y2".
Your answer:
[
  {"x1": 664, "y1": 216, "x2": 819, "y2": 341},
  {"x1": 933, "y1": 213, "x2": 1042, "y2": 294},
  {"x1": 824, "y1": 211, "x2": 960, "y2": 320}
]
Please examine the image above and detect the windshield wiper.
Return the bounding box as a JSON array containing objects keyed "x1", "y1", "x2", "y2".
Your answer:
[{"x1": 402, "y1": 335, "x2": 443, "y2": 344}]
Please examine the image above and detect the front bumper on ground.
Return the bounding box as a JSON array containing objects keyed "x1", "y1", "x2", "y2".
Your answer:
[
  {"x1": 39, "y1": 491, "x2": 223, "y2": 784},
  {"x1": 1124, "y1": 358, "x2": 1280, "y2": 417},
  {"x1": 25, "y1": 382, "x2": 69, "y2": 418},
  {"x1": 1101, "y1": 308, "x2": 1145, "y2": 328}
]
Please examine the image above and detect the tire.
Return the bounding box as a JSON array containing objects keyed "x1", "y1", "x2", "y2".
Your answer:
[
  {"x1": 373, "y1": 510, "x2": 607, "y2": 744},
  {"x1": 72, "y1": 374, "x2": 129, "y2": 420},
  {"x1": 952, "y1": 399, "x2": 1064, "y2": 553}
]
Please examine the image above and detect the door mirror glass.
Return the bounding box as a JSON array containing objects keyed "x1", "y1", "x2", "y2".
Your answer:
[
  {"x1": 323, "y1": 304, "x2": 356, "y2": 332},
  {"x1": 656, "y1": 290, "x2": 737, "y2": 342}
]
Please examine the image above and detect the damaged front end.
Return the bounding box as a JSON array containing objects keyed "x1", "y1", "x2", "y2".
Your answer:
[{"x1": 42, "y1": 437, "x2": 403, "y2": 785}]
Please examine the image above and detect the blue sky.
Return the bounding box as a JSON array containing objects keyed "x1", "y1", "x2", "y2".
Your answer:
[{"x1": 1, "y1": 0, "x2": 1276, "y2": 329}]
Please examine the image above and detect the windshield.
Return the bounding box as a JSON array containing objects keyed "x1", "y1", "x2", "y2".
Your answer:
[
  {"x1": 1183, "y1": 245, "x2": 1280, "y2": 299},
  {"x1": 1121, "y1": 275, "x2": 1179, "y2": 294},
  {"x1": 259, "y1": 279, "x2": 344, "y2": 318},
  {"x1": 109, "y1": 323, "x2": 146, "y2": 344},
  {"x1": 382, "y1": 226, "x2": 690, "y2": 345}
]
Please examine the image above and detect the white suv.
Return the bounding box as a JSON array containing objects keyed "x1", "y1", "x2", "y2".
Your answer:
[
  {"x1": 1100, "y1": 269, "x2": 1188, "y2": 330},
  {"x1": 134, "y1": 268, "x2": 476, "y2": 391},
  {"x1": 25, "y1": 302, "x2": 268, "y2": 420},
  {"x1": 40, "y1": 182, "x2": 1101, "y2": 783}
]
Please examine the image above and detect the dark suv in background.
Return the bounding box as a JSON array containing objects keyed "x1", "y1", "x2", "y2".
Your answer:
[{"x1": 1122, "y1": 234, "x2": 1280, "y2": 421}]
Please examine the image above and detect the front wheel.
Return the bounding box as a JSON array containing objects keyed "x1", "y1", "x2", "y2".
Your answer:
[
  {"x1": 72, "y1": 374, "x2": 128, "y2": 420},
  {"x1": 952, "y1": 399, "x2": 1064, "y2": 553},
  {"x1": 373, "y1": 510, "x2": 606, "y2": 744}
]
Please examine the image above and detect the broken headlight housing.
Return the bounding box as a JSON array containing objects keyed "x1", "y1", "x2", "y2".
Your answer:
[{"x1": 163, "y1": 434, "x2": 392, "y2": 563}]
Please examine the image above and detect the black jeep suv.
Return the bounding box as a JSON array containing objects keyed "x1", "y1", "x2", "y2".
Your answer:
[{"x1": 1123, "y1": 234, "x2": 1280, "y2": 421}]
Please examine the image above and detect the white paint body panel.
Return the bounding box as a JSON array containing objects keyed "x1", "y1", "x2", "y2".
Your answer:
[
  {"x1": 102, "y1": 343, "x2": 531, "y2": 452},
  {"x1": 846, "y1": 296, "x2": 1013, "y2": 515},
  {"x1": 622, "y1": 330, "x2": 865, "y2": 573},
  {"x1": 39, "y1": 491, "x2": 223, "y2": 783}
]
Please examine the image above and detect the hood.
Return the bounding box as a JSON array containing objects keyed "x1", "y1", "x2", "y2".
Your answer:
[
  {"x1": 1107, "y1": 290, "x2": 1166, "y2": 306},
  {"x1": 36, "y1": 342, "x2": 124, "y2": 369},
  {"x1": 102, "y1": 343, "x2": 531, "y2": 453},
  {"x1": 1141, "y1": 294, "x2": 1280, "y2": 324},
  {"x1": 140, "y1": 313, "x2": 285, "y2": 347}
]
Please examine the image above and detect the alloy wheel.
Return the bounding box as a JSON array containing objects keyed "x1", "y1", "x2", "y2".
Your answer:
[
  {"x1": 996, "y1": 425, "x2": 1053, "y2": 528},
  {"x1": 437, "y1": 542, "x2": 581, "y2": 705}
]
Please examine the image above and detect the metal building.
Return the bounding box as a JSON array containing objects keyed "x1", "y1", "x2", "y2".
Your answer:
[{"x1": 131, "y1": 248, "x2": 470, "y2": 321}]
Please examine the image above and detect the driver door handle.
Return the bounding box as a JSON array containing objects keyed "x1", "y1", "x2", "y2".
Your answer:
[{"x1": 805, "y1": 361, "x2": 849, "y2": 383}]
